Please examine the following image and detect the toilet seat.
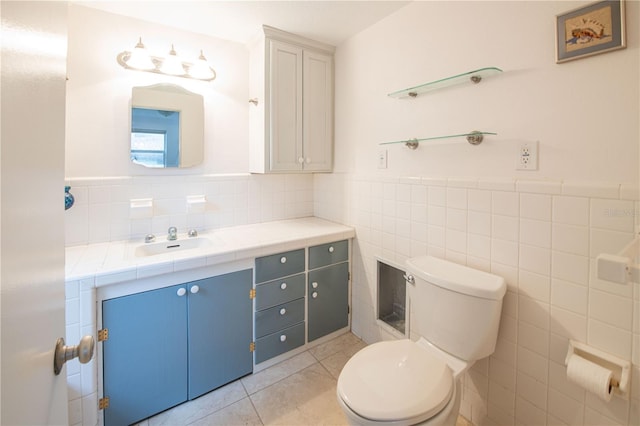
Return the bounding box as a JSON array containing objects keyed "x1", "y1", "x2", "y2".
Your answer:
[{"x1": 337, "y1": 340, "x2": 454, "y2": 423}]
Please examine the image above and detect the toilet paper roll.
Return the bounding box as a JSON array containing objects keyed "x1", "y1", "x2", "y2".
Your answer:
[{"x1": 566, "y1": 354, "x2": 614, "y2": 402}]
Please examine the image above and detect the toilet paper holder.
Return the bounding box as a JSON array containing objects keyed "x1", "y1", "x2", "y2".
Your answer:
[{"x1": 565, "y1": 340, "x2": 631, "y2": 399}]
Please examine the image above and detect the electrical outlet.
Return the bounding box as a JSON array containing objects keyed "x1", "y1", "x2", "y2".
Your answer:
[
  {"x1": 516, "y1": 141, "x2": 538, "y2": 170},
  {"x1": 377, "y1": 149, "x2": 388, "y2": 169}
]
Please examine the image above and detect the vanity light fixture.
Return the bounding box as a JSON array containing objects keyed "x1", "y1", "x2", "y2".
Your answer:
[
  {"x1": 117, "y1": 37, "x2": 216, "y2": 82},
  {"x1": 160, "y1": 44, "x2": 186, "y2": 76}
]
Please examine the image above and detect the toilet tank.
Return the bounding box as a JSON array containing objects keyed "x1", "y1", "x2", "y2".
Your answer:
[{"x1": 405, "y1": 256, "x2": 506, "y2": 362}]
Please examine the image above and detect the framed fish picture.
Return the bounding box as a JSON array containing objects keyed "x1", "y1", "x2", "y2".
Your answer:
[{"x1": 556, "y1": 0, "x2": 626, "y2": 63}]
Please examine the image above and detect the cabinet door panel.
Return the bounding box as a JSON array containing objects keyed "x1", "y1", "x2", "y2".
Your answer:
[
  {"x1": 255, "y1": 298, "x2": 305, "y2": 338},
  {"x1": 255, "y1": 272, "x2": 305, "y2": 310},
  {"x1": 309, "y1": 240, "x2": 348, "y2": 270},
  {"x1": 188, "y1": 269, "x2": 253, "y2": 399},
  {"x1": 255, "y1": 322, "x2": 306, "y2": 364},
  {"x1": 308, "y1": 262, "x2": 349, "y2": 341},
  {"x1": 102, "y1": 284, "x2": 188, "y2": 426},
  {"x1": 269, "y1": 40, "x2": 303, "y2": 171},
  {"x1": 302, "y1": 50, "x2": 333, "y2": 172},
  {"x1": 255, "y1": 249, "x2": 305, "y2": 283}
]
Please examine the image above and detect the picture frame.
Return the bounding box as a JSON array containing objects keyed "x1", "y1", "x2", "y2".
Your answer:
[{"x1": 556, "y1": 0, "x2": 626, "y2": 63}]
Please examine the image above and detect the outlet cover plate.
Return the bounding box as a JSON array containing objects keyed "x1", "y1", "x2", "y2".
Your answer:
[
  {"x1": 377, "y1": 149, "x2": 388, "y2": 169},
  {"x1": 517, "y1": 141, "x2": 538, "y2": 171}
]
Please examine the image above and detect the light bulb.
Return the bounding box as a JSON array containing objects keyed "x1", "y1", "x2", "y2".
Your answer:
[
  {"x1": 160, "y1": 44, "x2": 185, "y2": 76},
  {"x1": 125, "y1": 37, "x2": 155, "y2": 71},
  {"x1": 188, "y1": 50, "x2": 215, "y2": 80}
]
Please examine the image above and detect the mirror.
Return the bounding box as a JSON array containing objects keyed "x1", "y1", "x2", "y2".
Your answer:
[{"x1": 130, "y1": 83, "x2": 204, "y2": 168}]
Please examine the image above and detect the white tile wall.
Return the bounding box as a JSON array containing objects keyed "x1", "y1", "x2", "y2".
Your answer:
[
  {"x1": 65, "y1": 174, "x2": 315, "y2": 246},
  {"x1": 314, "y1": 173, "x2": 640, "y2": 426},
  {"x1": 65, "y1": 278, "x2": 98, "y2": 426}
]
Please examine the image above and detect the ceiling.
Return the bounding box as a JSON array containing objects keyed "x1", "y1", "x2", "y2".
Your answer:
[{"x1": 74, "y1": 1, "x2": 411, "y2": 46}]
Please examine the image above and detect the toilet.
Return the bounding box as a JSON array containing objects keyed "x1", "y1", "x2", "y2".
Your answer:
[{"x1": 337, "y1": 256, "x2": 506, "y2": 426}]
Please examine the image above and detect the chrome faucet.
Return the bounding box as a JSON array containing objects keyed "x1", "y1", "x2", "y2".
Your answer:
[{"x1": 167, "y1": 227, "x2": 178, "y2": 241}]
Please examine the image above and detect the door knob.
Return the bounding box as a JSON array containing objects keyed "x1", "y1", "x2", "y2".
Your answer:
[{"x1": 54, "y1": 335, "x2": 94, "y2": 375}]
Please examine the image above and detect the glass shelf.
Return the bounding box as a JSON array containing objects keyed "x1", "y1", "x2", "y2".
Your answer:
[
  {"x1": 388, "y1": 67, "x2": 503, "y2": 99},
  {"x1": 380, "y1": 131, "x2": 497, "y2": 149}
]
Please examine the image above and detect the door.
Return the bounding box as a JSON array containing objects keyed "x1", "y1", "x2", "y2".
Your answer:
[
  {"x1": 188, "y1": 269, "x2": 253, "y2": 398},
  {"x1": 269, "y1": 40, "x2": 303, "y2": 171},
  {"x1": 102, "y1": 285, "x2": 189, "y2": 426},
  {"x1": 1, "y1": 2, "x2": 69, "y2": 425},
  {"x1": 302, "y1": 50, "x2": 333, "y2": 172},
  {"x1": 308, "y1": 262, "x2": 349, "y2": 341}
]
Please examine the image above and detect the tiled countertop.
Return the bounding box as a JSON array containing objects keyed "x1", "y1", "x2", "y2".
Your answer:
[{"x1": 65, "y1": 217, "x2": 355, "y2": 286}]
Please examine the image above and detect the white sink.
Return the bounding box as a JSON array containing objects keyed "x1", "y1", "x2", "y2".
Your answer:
[{"x1": 134, "y1": 236, "x2": 213, "y2": 258}]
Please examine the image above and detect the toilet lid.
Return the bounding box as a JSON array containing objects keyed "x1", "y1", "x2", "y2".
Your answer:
[{"x1": 337, "y1": 340, "x2": 453, "y2": 422}]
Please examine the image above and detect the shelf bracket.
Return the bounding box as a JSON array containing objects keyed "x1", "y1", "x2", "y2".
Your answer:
[
  {"x1": 405, "y1": 138, "x2": 419, "y2": 150},
  {"x1": 466, "y1": 131, "x2": 484, "y2": 145}
]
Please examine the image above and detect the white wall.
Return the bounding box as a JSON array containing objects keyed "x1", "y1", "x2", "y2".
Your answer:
[
  {"x1": 316, "y1": 1, "x2": 640, "y2": 425},
  {"x1": 333, "y1": 1, "x2": 639, "y2": 184},
  {"x1": 66, "y1": 4, "x2": 249, "y2": 177}
]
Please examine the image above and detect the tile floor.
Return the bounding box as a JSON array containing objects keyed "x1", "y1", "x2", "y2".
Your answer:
[{"x1": 135, "y1": 332, "x2": 473, "y2": 426}]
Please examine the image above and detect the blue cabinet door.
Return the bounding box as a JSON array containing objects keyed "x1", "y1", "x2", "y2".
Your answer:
[
  {"x1": 308, "y1": 262, "x2": 349, "y2": 341},
  {"x1": 102, "y1": 284, "x2": 188, "y2": 426},
  {"x1": 187, "y1": 269, "x2": 253, "y2": 399}
]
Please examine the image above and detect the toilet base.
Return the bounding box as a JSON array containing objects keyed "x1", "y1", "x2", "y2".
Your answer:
[{"x1": 337, "y1": 380, "x2": 461, "y2": 426}]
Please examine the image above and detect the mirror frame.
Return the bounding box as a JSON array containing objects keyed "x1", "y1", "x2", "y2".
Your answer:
[{"x1": 131, "y1": 83, "x2": 204, "y2": 168}]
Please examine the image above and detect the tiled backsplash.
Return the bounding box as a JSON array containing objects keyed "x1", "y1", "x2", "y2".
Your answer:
[
  {"x1": 314, "y1": 173, "x2": 640, "y2": 426},
  {"x1": 64, "y1": 173, "x2": 314, "y2": 246}
]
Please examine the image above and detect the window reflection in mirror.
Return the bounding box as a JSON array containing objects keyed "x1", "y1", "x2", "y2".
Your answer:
[
  {"x1": 131, "y1": 108, "x2": 180, "y2": 167},
  {"x1": 130, "y1": 84, "x2": 204, "y2": 168}
]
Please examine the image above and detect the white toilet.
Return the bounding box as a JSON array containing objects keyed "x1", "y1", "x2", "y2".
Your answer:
[{"x1": 337, "y1": 256, "x2": 506, "y2": 426}]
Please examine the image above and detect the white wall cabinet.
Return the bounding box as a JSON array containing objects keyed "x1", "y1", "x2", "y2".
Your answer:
[{"x1": 250, "y1": 26, "x2": 334, "y2": 173}]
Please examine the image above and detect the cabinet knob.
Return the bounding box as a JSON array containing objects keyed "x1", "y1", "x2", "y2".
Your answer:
[
  {"x1": 297, "y1": 157, "x2": 304, "y2": 164},
  {"x1": 311, "y1": 282, "x2": 318, "y2": 289},
  {"x1": 280, "y1": 308, "x2": 286, "y2": 315},
  {"x1": 280, "y1": 334, "x2": 287, "y2": 342},
  {"x1": 280, "y1": 282, "x2": 287, "y2": 290},
  {"x1": 305, "y1": 157, "x2": 311, "y2": 164},
  {"x1": 177, "y1": 288, "x2": 187, "y2": 297},
  {"x1": 190, "y1": 285, "x2": 200, "y2": 294},
  {"x1": 328, "y1": 246, "x2": 334, "y2": 253},
  {"x1": 312, "y1": 291, "x2": 318, "y2": 299},
  {"x1": 280, "y1": 256, "x2": 287, "y2": 264}
]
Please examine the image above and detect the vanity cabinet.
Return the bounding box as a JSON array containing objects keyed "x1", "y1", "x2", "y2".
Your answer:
[
  {"x1": 249, "y1": 25, "x2": 334, "y2": 173},
  {"x1": 101, "y1": 269, "x2": 253, "y2": 426},
  {"x1": 254, "y1": 249, "x2": 306, "y2": 363},
  {"x1": 308, "y1": 240, "x2": 349, "y2": 341},
  {"x1": 253, "y1": 241, "x2": 350, "y2": 364}
]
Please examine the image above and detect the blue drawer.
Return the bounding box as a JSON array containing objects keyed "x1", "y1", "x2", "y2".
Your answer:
[
  {"x1": 255, "y1": 322, "x2": 305, "y2": 364},
  {"x1": 255, "y1": 249, "x2": 305, "y2": 283},
  {"x1": 255, "y1": 273, "x2": 305, "y2": 311},
  {"x1": 255, "y1": 298, "x2": 305, "y2": 338},
  {"x1": 309, "y1": 240, "x2": 348, "y2": 269}
]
